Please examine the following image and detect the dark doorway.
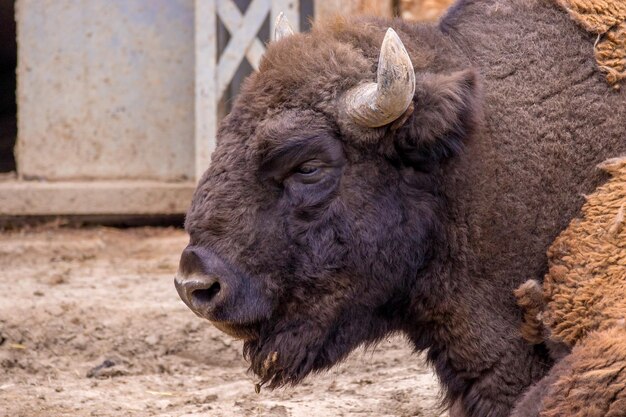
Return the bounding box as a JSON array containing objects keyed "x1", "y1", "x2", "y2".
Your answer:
[{"x1": 0, "y1": 0, "x2": 16, "y2": 173}]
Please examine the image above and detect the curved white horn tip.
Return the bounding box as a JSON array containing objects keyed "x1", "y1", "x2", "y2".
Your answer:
[
  {"x1": 343, "y1": 27, "x2": 416, "y2": 128},
  {"x1": 384, "y1": 28, "x2": 400, "y2": 43},
  {"x1": 274, "y1": 12, "x2": 295, "y2": 41},
  {"x1": 379, "y1": 27, "x2": 416, "y2": 96},
  {"x1": 381, "y1": 28, "x2": 405, "y2": 54},
  {"x1": 381, "y1": 28, "x2": 413, "y2": 68}
]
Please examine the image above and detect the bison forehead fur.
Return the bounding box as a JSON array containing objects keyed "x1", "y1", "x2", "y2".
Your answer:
[{"x1": 181, "y1": 1, "x2": 626, "y2": 416}]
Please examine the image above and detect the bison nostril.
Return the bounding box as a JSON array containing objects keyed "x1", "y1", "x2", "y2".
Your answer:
[{"x1": 191, "y1": 281, "x2": 221, "y2": 307}]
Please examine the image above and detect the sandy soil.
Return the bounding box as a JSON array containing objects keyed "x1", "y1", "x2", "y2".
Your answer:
[{"x1": 0, "y1": 226, "x2": 447, "y2": 417}]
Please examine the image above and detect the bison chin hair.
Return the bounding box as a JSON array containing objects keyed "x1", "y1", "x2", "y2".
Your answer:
[
  {"x1": 242, "y1": 309, "x2": 398, "y2": 389},
  {"x1": 243, "y1": 335, "x2": 330, "y2": 389}
]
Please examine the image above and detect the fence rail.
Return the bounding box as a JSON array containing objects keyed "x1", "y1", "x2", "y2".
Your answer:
[{"x1": 195, "y1": 0, "x2": 300, "y2": 180}]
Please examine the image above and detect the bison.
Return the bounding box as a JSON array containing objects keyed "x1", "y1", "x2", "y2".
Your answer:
[{"x1": 174, "y1": 1, "x2": 626, "y2": 416}]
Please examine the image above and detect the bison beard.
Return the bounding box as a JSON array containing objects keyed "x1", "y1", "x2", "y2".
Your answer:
[
  {"x1": 243, "y1": 317, "x2": 354, "y2": 389},
  {"x1": 175, "y1": 1, "x2": 626, "y2": 416},
  {"x1": 244, "y1": 289, "x2": 414, "y2": 389},
  {"x1": 244, "y1": 306, "x2": 409, "y2": 390},
  {"x1": 244, "y1": 323, "x2": 320, "y2": 389}
]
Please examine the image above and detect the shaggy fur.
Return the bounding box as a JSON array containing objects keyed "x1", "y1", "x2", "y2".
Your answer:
[
  {"x1": 180, "y1": 1, "x2": 626, "y2": 416},
  {"x1": 514, "y1": 280, "x2": 546, "y2": 345},
  {"x1": 557, "y1": 0, "x2": 626, "y2": 88},
  {"x1": 512, "y1": 327, "x2": 626, "y2": 417},
  {"x1": 512, "y1": 157, "x2": 626, "y2": 416},
  {"x1": 540, "y1": 327, "x2": 626, "y2": 417},
  {"x1": 544, "y1": 157, "x2": 626, "y2": 346},
  {"x1": 515, "y1": 157, "x2": 626, "y2": 348}
]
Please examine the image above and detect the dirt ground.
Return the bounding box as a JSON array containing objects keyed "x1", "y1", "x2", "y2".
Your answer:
[{"x1": 0, "y1": 226, "x2": 447, "y2": 417}]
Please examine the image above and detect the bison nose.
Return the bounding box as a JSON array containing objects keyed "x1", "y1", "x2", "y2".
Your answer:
[
  {"x1": 174, "y1": 245, "x2": 272, "y2": 326},
  {"x1": 174, "y1": 246, "x2": 229, "y2": 319},
  {"x1": 174, "y1": 273, "x2": 222, "y2": 314}
]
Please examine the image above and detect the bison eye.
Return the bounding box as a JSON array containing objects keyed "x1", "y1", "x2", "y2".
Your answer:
[
  {"x1": 295, "y1": 163, "x2": 320, "y2": 175},
  {"x1": 289, "y1": 160, "x2": 329, "y2": 185}
]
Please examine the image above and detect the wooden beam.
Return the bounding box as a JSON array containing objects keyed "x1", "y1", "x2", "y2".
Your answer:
[
  {"x1": 194, "y1": 0, "x2": 217, "y2": 181},
  {"x1": 217, "y1": 0, "x2": 267, "y2": 70},
  {"x1": 0, "y1": 180, "x2": 195, "y2": 215}
]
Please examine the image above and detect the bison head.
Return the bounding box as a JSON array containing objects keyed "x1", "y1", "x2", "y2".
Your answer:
[{"x1": 175, "y1": 16, "x2": 481, "y2": 388}]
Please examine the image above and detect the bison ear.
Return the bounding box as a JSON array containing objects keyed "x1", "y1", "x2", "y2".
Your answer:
[{"x1": 393, "y1": 69, "x2": 482, "y2": 168}]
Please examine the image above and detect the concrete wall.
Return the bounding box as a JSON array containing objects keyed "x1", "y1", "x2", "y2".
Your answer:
[{"x1": 16, "y1": 0, "x2": 195, "y2": 181}]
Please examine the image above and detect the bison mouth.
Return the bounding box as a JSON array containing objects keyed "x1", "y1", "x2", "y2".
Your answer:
[
  {"x1": 209, "y1": 320, "x2": 261, "y2": 341},
  {"x1": 209, "y1": 318, "x2": 324, "y2": 388}
]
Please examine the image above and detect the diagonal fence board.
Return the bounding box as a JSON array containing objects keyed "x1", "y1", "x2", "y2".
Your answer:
[
  {"x1": 218, "y1": 1, "x2": 301, "y2": 69},
  {"x1": 216, "y1": 0, "x2": 271, "y2": 101},
  {"x1": 195, "y1": 0, "x2": 301, "y2": 181},
  {"x1": 217, "y1": 0, "x2": 300, "y2": 89},
  {"x1": 217, "y1": 1, "x2": 266, "y2": 71}
]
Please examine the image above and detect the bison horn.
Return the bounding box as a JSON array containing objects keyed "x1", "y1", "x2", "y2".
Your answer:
[
  {"x1": 343, "y1": 28, "x2": 416, "y2": 128},
  {"x1": 274, "y1": 12, "x2": 295, "y2": 41}
]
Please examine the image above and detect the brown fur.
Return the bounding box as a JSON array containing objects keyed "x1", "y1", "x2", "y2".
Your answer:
[
  {"x1": 556, "y1": 0, "x2": 626, "y2": 33},
  {"x1": 180, "y1": 2, "x2": 626, "y2": 417},
  {"x1": 557, "y1": 0, "x2": 626, "y2": 88},
  {"x1": 540, "y1": 326, "x2": 626, "y2": 417},
  {"x1": 512, "y1": 326, "x2": 626, "y2": 417},
  {"x1": 544, "y1": 157, "x2": 626, "y2": 346},
  {"x1": 400, "y1": 0, "x2": 455, "y2": 22},
  {"x1": 513, "y1": 157, "x2": 626, "y2": 416},
  {"x1": 514, "y1": 280, "x2": 546, "y2": 345},
  {"x1": 596, "y1": 22, "x2": 626, "y2": 89}
]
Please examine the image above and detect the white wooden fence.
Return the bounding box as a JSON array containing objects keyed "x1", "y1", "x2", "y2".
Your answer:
[{"x1": 195, "y1": 0, "x2": 300, "y2": 180}]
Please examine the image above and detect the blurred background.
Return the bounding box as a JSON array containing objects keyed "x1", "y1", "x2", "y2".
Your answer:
[{"x1": 0, "y1": 0, "x2": 452, "y2": 224}]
